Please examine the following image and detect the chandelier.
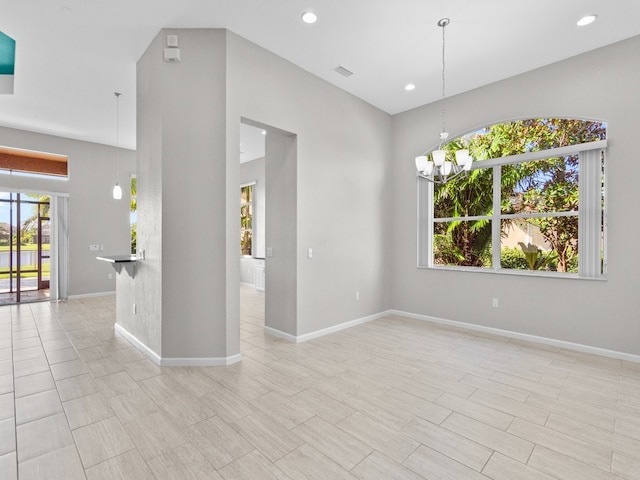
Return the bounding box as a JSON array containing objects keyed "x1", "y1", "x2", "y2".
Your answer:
[{"x1": 415, "y1": 18, "x2": 473, "y2": 184}]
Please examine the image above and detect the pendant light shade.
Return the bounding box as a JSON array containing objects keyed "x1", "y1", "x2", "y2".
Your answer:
[
  {"x1": 113, "y1": 183, "x2": 123, "y2": 200},
  {"x1": 432, "y1": 149, "x2": 446, "y2": 167}
]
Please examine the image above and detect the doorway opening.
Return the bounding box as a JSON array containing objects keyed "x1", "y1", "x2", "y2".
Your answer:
[
  {"x1": 0, "y1": 192, "x2": 51, "y2": 305},
  {"x1": 238, "y1": 119, "x2": 298, "y2": 350},
  {"x1": 239, "y1": 123, "x2": 266, "y2": 343}
]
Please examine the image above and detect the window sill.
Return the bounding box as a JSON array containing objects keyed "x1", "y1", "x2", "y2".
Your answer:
[{"x1": 419, "y1": 265, "x2": 607, "y2": 281}]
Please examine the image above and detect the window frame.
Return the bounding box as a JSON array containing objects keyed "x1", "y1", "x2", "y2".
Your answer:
[{"x1": 418, "y1": 139, "x2": 607, "y2": 279}]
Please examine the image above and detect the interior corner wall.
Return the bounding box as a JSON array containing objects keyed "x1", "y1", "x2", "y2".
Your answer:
[
  {"x1": 390, "y1": 35, "x2": 640, "y2": 356},
  {"x1": 225, "y1": 31, "x2": 393, "y2": 337},
  {"x1": 135, "y1": 28, "x2": 231, "y2": 360},
  {"x1": 0, "y1": 126, "x2": 134, "y2": 297}
]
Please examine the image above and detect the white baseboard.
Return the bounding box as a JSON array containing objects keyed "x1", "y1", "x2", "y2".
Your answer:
[
  {"x1": 114, "y1": 323, "x2": 161, "y2": 364},
  {"x1": 265, "y1": 310, "x2": 393, "y2": 344},
  {"x1": 264, "y1": 326, "x2": 297, "y2": 342},
  {"x1": 117, "y1": 307, "x2": 640, "y2": 366},
  {"x1": 115, "y1": 323, "x2": 242, "y2": 367},
  {"x1": 159, "y1": 355, "x2": 243, "y2": 367},
  {"x1": 68, "y1": 291, "x2": 116, "y2": 300},
  {"x1": 390, "y1": 309, "x2": 640, "y2": 364}
]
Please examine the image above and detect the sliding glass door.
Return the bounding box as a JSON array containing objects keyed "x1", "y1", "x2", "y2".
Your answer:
[{"x1": 0, "y1": 192, "x2": 51, "y2": 304}]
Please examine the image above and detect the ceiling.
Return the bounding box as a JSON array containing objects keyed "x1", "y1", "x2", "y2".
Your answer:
[
  {"x1": 240, "y1": 124, "x2": 265, "y2": 164},
  {"x1": 1, "y1": 0, "x2": 639, "y2": 151}
]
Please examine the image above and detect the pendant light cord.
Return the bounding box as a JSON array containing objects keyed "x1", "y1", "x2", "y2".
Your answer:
[{"x1": 114, "y1": 92, "x2": 121, "y2": 184}]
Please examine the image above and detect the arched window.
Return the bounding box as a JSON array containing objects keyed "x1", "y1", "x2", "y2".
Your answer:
[{"x1": 418, "y1": 118, "x2": 607, "y2": 279}]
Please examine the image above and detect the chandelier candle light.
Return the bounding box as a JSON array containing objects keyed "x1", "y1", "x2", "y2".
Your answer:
[
  {"x1": 415, "y1": 18, "x2": 473, "y2": 184},
  {"x1": 112, "y1": 92, "x2": 123, "y2": 200}
]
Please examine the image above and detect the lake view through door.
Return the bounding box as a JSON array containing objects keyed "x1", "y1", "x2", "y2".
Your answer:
[{"x1": 0, "y1": 192, "x2": 50, "y2": 304}]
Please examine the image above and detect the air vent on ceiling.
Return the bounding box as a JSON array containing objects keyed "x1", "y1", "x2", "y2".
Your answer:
[{"x1": 334, "y1": 66, "x2": 354, "y2": 77}]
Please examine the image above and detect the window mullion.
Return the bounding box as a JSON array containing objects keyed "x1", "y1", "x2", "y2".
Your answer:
[{"x1": 492, "y1": 165, "x2": 501, "y2": 271}]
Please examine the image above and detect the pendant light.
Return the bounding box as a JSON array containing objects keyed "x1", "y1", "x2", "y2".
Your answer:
[{"x1": 112, "y1": 92, "x2": 123, "y2": 200}]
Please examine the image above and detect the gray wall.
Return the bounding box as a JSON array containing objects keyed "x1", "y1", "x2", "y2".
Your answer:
[
  {"x1": 264, "y1": 129, "x2": 297, "y2": 336},
  {"x1": 0, "y1": 126, "x2": 135, "y2": 297},
  {"x1": 131, "y1": 28, "x2": 392, "y2": 361},
  {"x1": 125, "y1": 27, "x2": 165, "y2": 356},
  {"x1": 390, "y1": 35, "x2": 640, "y2": 355},
  {"x1": 227, "y1": 31, "x2": 393, "y2": 337},
  {"x1": 133, "y1": 29, "x2": 231, "y2": 360}
]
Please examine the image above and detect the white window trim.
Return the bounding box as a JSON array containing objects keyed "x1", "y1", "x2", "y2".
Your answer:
[{"x1": 418, "y1": 139, "x2": 607, "y2": 279}]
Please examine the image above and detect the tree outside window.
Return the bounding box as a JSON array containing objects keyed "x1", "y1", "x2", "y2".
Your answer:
[{"x1": 423, "y1": 118, "x2": 606, "y2": 277}]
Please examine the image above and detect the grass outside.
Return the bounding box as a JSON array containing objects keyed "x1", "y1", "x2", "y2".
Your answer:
[
  {"x1": 0, "y1": 244, "x2": 50, "y2": 251},
  {"x1": 0, "y1": 265, "x2": 50, "y2": 279},
  {"x1": 0, "y1": 244, "x2": 50, "y2": 279}
]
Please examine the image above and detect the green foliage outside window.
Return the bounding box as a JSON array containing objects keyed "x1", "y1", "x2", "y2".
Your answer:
[
  {"x1": 131, "y1": 177, "x2": 137, "y2": 254},
  {"x1": 241, "y1": 185, "x2": 253, "y2": 256},
  {"x1": 432, "y1": 118, "x2": 606, "y2": 271}
]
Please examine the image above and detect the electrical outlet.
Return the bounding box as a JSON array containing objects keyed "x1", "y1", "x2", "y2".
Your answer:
[
  {"x1": 492, "y1": 298, "x2": 499, "y2": 308},
  {"x1": 355, "y1": 291, "x2": 360, "y2": 301}
]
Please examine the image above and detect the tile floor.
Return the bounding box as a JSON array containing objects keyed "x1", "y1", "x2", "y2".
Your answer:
[{"x1": 1, "y1": 285, "x2": 640, "y2": 479}]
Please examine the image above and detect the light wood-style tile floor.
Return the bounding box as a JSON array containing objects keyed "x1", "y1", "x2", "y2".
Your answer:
[{"x1": 1, "y1": 285, "x2": 640, "y2": 479}]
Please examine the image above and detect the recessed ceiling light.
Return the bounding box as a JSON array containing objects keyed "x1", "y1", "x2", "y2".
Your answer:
[
  {"x1": 577, "y1": 14, "x2": 597, "y2": 26},
  {"x1": 302, "y1": 11, "x2": 317, "y2": 24},
  {"x1": 405, "y1": 83, "x2": 416, "y2": 91}
]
